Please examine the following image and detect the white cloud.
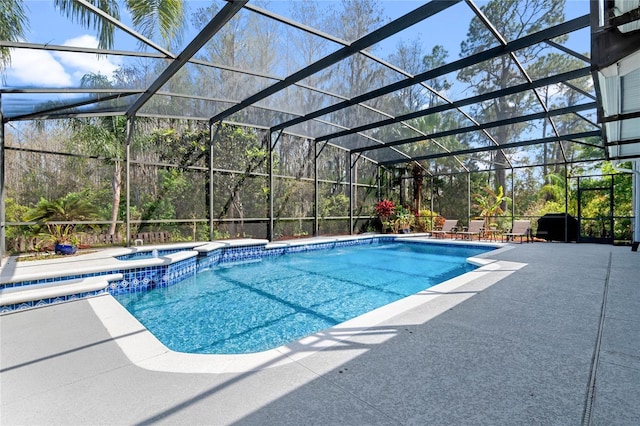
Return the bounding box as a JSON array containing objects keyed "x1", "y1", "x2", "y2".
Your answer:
[
  {"x1": 6, "y1": 48, "x2": 73, "y2": 87},
  {"x1": 54, "y1": 35, "x2": 121, "y2": 81},
  {"x1": 3, "y1": 35, "x2": 122, "y2": 88}
]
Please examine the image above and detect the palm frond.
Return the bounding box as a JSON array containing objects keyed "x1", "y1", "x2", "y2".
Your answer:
[{"x1": 54, "y1": 0, "x2": 120, "y2": 49}]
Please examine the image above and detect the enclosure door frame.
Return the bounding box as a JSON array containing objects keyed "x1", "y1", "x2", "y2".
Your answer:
[{"x1": 576, "y1": 175, "x2": 614, "y2": 244}]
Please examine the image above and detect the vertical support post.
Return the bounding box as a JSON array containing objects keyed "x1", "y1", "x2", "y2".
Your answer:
[
  {"x1": 566, "y1": 168, "x2": 571, "y2": 243},
  {"x1": 633, "y1": 160, "x2": 640, "y2": 250},
  {"x1": 353, "y1": 156, "x2": 358, "y2": 224},
  {"x1": 347, "y1": 151, "x2": 353, "y2": 235},
  {"x1": 376, "y1": 165, "x2": 381, "y2": 200},
  {"x1": 125, "y1": 117, "x2": 134, "y2": 247},
  {"x1": 267, "y1": 130, "x2": 283, "y2": 241},
  {"x1": 268, "y1": 131, "x2": 274, "y2": 241},
  {"x1": 430, "y1": 175, "x2": 434, "y2": 229},
  {"x1": 314, "y1": 141, "x2": 319, "y2": 237},
  {"x1": 314, "y1": 140, "x2": 330, "y2": 237},
  {"x1": 609, "y1": 174, "x2": 614, "y2": 242},
  {"x1": 467, "y1": 172, "x2": 471, "y2": 226},
  {"x1": 208, "y1": 123, "x2": 220, "y2": 241},
  {"x1": 511, "y1": 168, "x2": 516, "y2": 226},
  {"x1": 611, "y1": 160, "x2": 640, "y2": 250},
  {"x1": 399, "y1": 169, "x2": 406, "y2": 206},
  {"x1": 0, "y1": 95, "x2": 5, "y2": 258},
  {"x1": 348, "y1": 152, "x2": 363, "y2": 235}
]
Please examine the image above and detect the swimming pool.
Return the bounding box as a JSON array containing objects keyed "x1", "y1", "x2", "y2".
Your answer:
[{"x1": 115, "y1": 241, "x2": 491, "y2": 354}]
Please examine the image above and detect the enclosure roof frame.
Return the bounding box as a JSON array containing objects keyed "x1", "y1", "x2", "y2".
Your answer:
[{"x1": 3, "y1": 0, "x2": 633, "y2": 173}]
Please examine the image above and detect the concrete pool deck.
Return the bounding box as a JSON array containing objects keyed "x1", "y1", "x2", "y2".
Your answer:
[{"x1": 1, "y1": 240, "x2": 639, "y2": 424}]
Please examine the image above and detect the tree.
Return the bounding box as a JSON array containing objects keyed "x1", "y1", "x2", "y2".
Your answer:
[
  {"x1": 527, "y1": 52, "x2": 594, "y2": 182},
  {"x1": 422, "y1": 45, "x2": 451, "y2": 109},
  {"x1": 287, "y1": 1, "x2": 340, "y2": 135},
  {"x1": 65, "y1": 73, "x2": 128, "y2": 236},
  {"x1": 208, "y1": 124, "x2": 268, "y2": 237},
  {"x1": 0, "y1": 0, "x2": 28, "y2": 71},
  {"x1": 383, "y1": 42, "x2": 455, "y2": 214},
  {"x1": 191, "y1": 0, "x2": 280, "y2": 122},
  {"x1": 146, "y1": 125, "x2": 210, "y2": 229},
  {"x1": 387, "y1": 38, "x2": 427, "y2": 113},
  {"x1": 329, "y1": 0, "x2": 388, "y2": 114},
  {"x1": 72, "y1": 115, "x2": 125, "y2": 236},
  {"x1": 389, "y1": 110, "x2": 471, "y2": 217},
  {"x1": 539, "y1": 172, "x2": 567, "y2": 204},
  {"x1": 386, "y1": 41, "x2": 451, "y2": 113},
  {"x1": 458, "y1": 0, "x2": 566, "y2": 198}
]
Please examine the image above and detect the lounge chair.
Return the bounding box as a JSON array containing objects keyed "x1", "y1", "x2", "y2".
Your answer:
[
  {"x1": 431, "y1": 219, "x2": 459, "y2": 239},
  {"x1": 456, "y1": 220, "x2": 484, "y2": 240},
  {"x1": 502, "y1": 220, "x2": 531, "y2": 243}
]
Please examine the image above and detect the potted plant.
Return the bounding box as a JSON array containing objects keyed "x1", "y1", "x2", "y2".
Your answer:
[
  {"x1": 24, "y1": 193, "x2": 98, "y2": 255},
  {"x1": 393, "y1": 205, "x2": 414, "y2": 233},
  {"x1": 416, "y1": 209, "x2": 438, "y2": 232},
  {"x1": 374, "y1": 199, "x2": 396, "y2": 233},
  {"x1": 36, "y1": 224, "x2": 81, "y2": 255}
]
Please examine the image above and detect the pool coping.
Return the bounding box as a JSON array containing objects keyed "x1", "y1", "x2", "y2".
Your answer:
[
  {"x1": 88, "y1": 238, "x2": 523, "y2": 374},
  {"x1": 0, "y1": 240, "x2": 267, "y2": 285}
]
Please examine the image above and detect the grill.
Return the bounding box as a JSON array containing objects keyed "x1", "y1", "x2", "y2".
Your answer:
[{"x1": 536, "y1": 213, "x2": 578, "y2": 242}]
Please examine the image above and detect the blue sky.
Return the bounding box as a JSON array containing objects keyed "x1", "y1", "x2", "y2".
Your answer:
[{"x1": 4, "y1": 0, "x2": 591, "y2": 89}]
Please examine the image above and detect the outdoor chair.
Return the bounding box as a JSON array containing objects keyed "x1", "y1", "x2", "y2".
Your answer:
[
  {"x1": 456, "y1": 220, "x2": 484, "y2": 240},
  {"x1": 431, "y1": 219, "x2": 459, "y2": 239},
  {"x1": 502, "y1": 220, "x2": 531, "y2": 243}
]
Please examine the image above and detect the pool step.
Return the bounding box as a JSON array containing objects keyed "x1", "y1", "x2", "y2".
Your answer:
[{"x1": 0, "y1": 274, "x2": 123, "y2": 310}]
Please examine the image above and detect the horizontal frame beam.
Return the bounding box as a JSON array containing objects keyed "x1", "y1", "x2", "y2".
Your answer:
[
  {"x1": 274, "y1": 14, "x2": 590, "y2": 133},
  {"x1": 126, "y1": 0, "x2": 247, "y2": 118},
  {"x1": 320, "y1": 67, "x2": 592, "y2": 144},
  {"x1": 208, "y1": 0, "x2": 461, "y2": 125},
  {"x1": 378, "y1": 130, "x2": 602, "y2": 166},
  {"x1": 351, "y1": 101, "x2": 597, "y2": 154}
]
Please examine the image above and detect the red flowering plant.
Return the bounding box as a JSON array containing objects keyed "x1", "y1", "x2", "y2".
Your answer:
[
  {"x1": 374, "y1": 199, "x2": 395, "y2": 218},
  {"x1": 374, "y1": 199, "x2": 396, "y2": 233}
]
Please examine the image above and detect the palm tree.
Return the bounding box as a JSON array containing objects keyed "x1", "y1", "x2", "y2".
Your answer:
[
  {"x1": 1, "y1": 0, "x2": 184, "y2": 71},
  {"x1": 473, "y1": 185, "x2": 512, "y2": 229},
  {"x1": 24, "y1": 193, "x2": 98, "y2": 249},
  {"x1": 0, "y1": 0, "x2": 29, "y2": 71},
  {"x1": 540, "y1": 172, "x2": 567, "y2": 203},
  {"x1": 54, "y1": 0, "x2": 185, "y2": 49}
]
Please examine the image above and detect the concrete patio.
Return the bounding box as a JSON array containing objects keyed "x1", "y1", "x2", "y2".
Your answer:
[{"x1": 1, "y1": 241, "x2": 639, "y2": 425}]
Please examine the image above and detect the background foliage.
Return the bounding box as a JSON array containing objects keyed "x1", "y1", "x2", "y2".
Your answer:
[{"x1": 1, "y1": 0, "x2": 634, "y2": 252}]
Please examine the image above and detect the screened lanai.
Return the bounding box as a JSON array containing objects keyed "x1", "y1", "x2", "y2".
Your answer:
[{"x1": 1, "y1": 0, "x2": 640, "y2": 256}]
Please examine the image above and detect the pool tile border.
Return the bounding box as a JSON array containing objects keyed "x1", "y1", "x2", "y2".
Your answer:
[
  {"x1": 1, "y1": 288, "x2": 109, "y2": 314},
  {"x1": 0, "y1": 236, "x2": 502, "y2": 314}
]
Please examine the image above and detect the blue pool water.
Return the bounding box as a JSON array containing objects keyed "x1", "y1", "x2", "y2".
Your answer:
[{"x1": 115, "y1": 242, "x2": 490, "y2": 354}]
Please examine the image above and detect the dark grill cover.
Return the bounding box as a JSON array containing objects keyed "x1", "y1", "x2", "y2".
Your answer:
[{"x1": 536, "y1": 213, "x2": 578, "y2": 242}]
